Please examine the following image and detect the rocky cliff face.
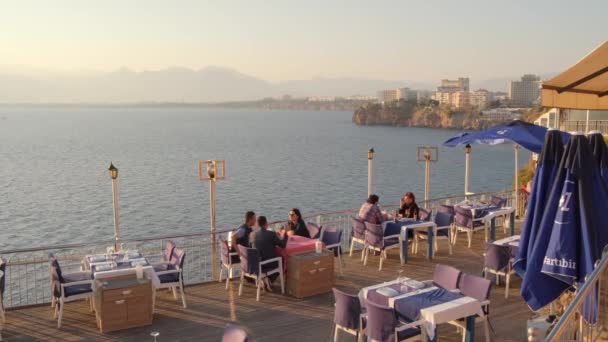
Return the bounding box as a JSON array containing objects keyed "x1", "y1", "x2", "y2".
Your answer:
[{"x1": 352, "y1": 103, "x2": 497, "y2": 130}]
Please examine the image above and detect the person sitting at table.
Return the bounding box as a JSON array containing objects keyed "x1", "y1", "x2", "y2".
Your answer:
[
  {"x1": 252, "y1": 216, "x2": 288, "y2": 287},
  {"x1": 284, "y1": 208, "x2": 311, "y2": 238},
  {"x1": 358, "y1": 194, "x2": 386, "y2": 224},
  {"x1": 232, "y1": 211, "x2": 257, "y2": 248},
  {"x1": 399, "y1": 192, "x2": 420, "y2": 220}
]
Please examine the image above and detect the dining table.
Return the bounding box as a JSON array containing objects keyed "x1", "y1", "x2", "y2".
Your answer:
[
  {"x1": 383, "y1": 219, "x2": 437, "y2": 264},
  {"x1": 275, "y1": 234, "x2": 324, "y2": 273},
  {"x1": 455, "y1": 202, "x2": 516, "y2": 241},
  {"x1": 82, "y1": 251, "x2": 159, "y2": 286},
  {"x1": 360, "y1": 278, "x2": 484, "y2": 341}
]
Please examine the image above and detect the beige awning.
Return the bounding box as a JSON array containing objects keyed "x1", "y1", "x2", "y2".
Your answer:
[{"x1": 541, "y1": 41, "x2": 608, "y2": 110}]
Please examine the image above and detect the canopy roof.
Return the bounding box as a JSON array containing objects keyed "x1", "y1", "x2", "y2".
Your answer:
[{"x1": 541, "y1": 41, "x2": 608, "y2": 110}]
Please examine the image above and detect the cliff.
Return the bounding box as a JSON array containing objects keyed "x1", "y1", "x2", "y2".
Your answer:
[{"x1": 352, "y1": 102, "x2": 499, "y2": 130}]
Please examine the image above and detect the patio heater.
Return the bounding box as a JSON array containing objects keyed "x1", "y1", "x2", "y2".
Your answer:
[
  {"x1": 464, "y1": 144, "x2": 471, "y2": 197},
  {"x1": 417, "y1": 146, "x2": 439, "y2": 208},
  {"x1": 199, "y1": 159, "x2": 226, "y2": 280},
  {"x1": 108, "y1": 163, "x2": 120, "y2": 251},
  {"x1": 367, "y1": 148, "x2": 375, "y2": 197}
]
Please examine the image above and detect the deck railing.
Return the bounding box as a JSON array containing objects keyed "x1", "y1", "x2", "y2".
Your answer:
[
  {"x1": 562, "y1": 120, "x2": 608, "y2": 134},
  {"x1": 0, "y1": 189, "x2": 514, "y2": 309},
  {"x1": 544, "y1": 249, "x2": 608, "y2": 341}
]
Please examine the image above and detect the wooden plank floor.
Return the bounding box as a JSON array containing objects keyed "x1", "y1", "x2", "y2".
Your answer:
[{"x1": 2, "y1": 225, "x2": 532, "y2": 341}]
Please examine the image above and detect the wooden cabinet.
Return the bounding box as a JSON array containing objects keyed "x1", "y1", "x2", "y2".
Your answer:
[
  {"x1": 94, "y1": 277, "x2": 153, "y2": 333},
  {"x1": 287, "y1": 251, "x2": 334, "y2": 298}
]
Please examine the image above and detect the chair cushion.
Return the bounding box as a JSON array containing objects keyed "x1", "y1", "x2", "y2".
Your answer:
[
  {"x1": 158, "y1": 271, "x2": 180, "y2": 284},
  {"x1": 384, "y1": 237, "x2": 400, "y2": 247},
  {"x1": 64, "y1": 283, "x2": 92, "y2": 297},
  {"x1": 63, "y1": 272, "x2": 93, "y2": 283},
  {"x1": 397, "y1": 326, "x2": 421, "y2": 340},
  {"x1": 156, "y1": 264, "x2": 180, "y2": 283}
]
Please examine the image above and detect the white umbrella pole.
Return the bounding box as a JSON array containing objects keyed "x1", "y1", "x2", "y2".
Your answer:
[
  {"x1": 514, "y1": 144, "x2": 520, "y2": 217},
  {"x1": 585, "y1": 109, "x2": 590, "y2": 133},
  {"x1": 111, "y1": 177, "x2": 120, "y2": 250},
  {"x1": 464, "y1": 145, "x2": 471, "y2": 197}
]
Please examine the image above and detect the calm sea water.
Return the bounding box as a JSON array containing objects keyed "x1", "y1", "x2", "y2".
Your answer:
[{"x1": 0, "y1": 107, "x2": 528, "y2": 250}]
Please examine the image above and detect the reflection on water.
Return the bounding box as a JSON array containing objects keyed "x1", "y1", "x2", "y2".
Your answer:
[{"x1": 0, "y1": 107, "x2": 528, "y2": 249}]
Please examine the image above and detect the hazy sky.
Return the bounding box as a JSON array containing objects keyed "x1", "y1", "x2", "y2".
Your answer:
[{"x1": 1, "y1": 0, "x2": 607, "y2": 82}]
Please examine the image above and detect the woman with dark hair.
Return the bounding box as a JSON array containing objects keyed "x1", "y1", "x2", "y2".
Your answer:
[
  {"x1": 399, "y1": 192, "x2": 420, "y2": 220},
  {"x1": 358, "y1": 194, "x2": 385, "y2": 224},
  {"x1": 285, "y1": 208, "x2": 311, "y2": 238}
]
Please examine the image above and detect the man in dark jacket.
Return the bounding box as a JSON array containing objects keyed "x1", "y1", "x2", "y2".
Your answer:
[{"x1": 252, "y1": 216, "x2": 288, "y2": 287}]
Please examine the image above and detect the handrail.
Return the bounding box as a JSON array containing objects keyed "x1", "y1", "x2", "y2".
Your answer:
[
  {"x1": 0, "y1": 189, "x2": 511, "y2": 255},
  {"x1": 544, "y1": 251, "x2": 608, "y2": 341}
]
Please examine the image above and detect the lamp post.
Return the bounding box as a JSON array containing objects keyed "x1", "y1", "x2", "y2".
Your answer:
[
  {"x1": 464, "y1": 144, "x2": 471, "y2": 197},
  {"x1": 417, "y1": 146, "x2": 439, "y2": 208},
  {"x1": 199, "y1": 160, "x2": 225, "y2": 280},
  {"x1": 367, "y1": 148, "x2": 375, "y2": 196},
  {"x1": 108, "y1": 162, "x2": 120, "y2": 251}
]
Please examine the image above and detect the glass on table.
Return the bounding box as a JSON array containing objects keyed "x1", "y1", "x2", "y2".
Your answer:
[{"x1": 150, "y1": 331, "x2": 160, "y2": 342}]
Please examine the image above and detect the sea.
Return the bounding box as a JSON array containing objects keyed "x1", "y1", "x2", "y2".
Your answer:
[{"x1": 0, "y1": 107, "x2": 528, "y2": 250}]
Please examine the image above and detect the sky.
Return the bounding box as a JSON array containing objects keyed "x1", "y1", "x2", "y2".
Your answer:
[{"x1": 1, "y1": 0, "x2": 607, "y2": 82}]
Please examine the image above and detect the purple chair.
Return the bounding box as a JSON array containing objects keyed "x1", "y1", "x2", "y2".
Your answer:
[
  {"x1": 453, "y1": 205, "x2": 486, "y2": 248},
  {"x1": 363, "y1": 301, "x2": 422, "y2": 342},
  {"x1": 430, "y1": 264, "x2": 461, "y2": 291},
  {"x1": 222, "y1": 323, "x2": 248, "y2": 342},
  {"x1": 332, "y1": 288, "x2": 365, "y2": 341},
  {"x1": 152, "y1": 240, "x2": 176, "y2": 271},
  {"x1": 219, "y1": 237, "x2": 240, "y2": 290},
  {"x1": 363, "y1": 222, "x2": 400, "y2": 271},
  {"x1": 306, "y1": 221, "x2": 322, "y2": 239},
  {"x1": 0, "y1": 258, "x2": 5, "y2": 324},
  {"x1": 490, "y1": 196, "x2": 507, "y2": 208},
  {"x1": 321, "y1": 227, "x2": 344, "y2": 274},
  {"x1": 437, "y1": 204, "x2": 455, "y2": 215},
  {"x1": 162, "y1": 240, "x2": 176, "y2": 262},
  {"x1": 153, "y1": 247, "x2": 187, "y2": 310},
  {"x1": 48, "y1": 254, "x2": 94, "y2": 328},
  {"x1": 237, "y1": 245, "x2": 284, "y2": 301},
  {"x1": 415, "y1": 211, "x2": 454, "y2": 256},
  {"x1": 350, "y1": 217, "x2": 367, "y2": 260},
  {"x1": 450, "y1": 273, "x2": 492, "y2": 341},
  {"x1": 490, "y1": 195, "x2": 509, "y2": 232},
  {"x1": 483, "y1": 243, "x2": 515, "y2": 298},
  {"x1": 418, "y1": 208, "x2": 432, "y2": 222}
]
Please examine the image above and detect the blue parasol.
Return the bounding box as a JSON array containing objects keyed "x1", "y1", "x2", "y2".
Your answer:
[
  {"x1": 443, "y1": 120, "x2": 570, "y2": 153},
  {"x1": 513, "y1": 129, "x2": 564, "y2": 277}
]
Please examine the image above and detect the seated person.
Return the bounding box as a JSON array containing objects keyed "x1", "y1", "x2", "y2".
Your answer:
[
  {"x1": 285, "y1": 208, "x2": 311, "y2": 238},
  {"x1": 399, "y1": 192, "x2": 420, "y2": 220},
  {"x1": 358, "y1": 194, "x2": 386, "y2": 224},
  {"x1": 231, "y1": 211, "x2": 256, "y2": 248},
  {"x1": 253, "y1": 216, "x2": 287, "y2": 286}
]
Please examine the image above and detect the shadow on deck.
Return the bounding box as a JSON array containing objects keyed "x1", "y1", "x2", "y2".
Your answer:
[{"x1": 2, "y1": 226, "x2": 530, "y2": 341}]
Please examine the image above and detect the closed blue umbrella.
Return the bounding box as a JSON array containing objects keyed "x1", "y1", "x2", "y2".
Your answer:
[
  {"x1": 443, "y1": 120, "x2": 570, "y2": 153},
  {"x1": 521, "y1": 133, "x2": 607, "y2": 311},
  {"x1": 513, "y1": 129, "x2": 564, "y2": 277},
  {"x1": 588, "y1": 131, "x2": 608, "y2": 188}
]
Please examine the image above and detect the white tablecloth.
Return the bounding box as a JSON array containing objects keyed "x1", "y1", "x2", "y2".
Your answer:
[
  {"x1": 420, "y1": 296, "x2": 484, "y2": 339},
  {"x1": 494, "y1": 234, "x2": 520, "y2": 247},
  {"x1": 84, "y1": 253, "x2": 160, "y2": 288},
  {"x1": 360, "y1": 279, "x2": 485, "y2": 339}
]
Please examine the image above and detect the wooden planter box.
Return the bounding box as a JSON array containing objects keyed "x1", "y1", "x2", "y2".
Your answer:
[{"x1": 286, "y1": 250, "x2": 334, "y2": 298}]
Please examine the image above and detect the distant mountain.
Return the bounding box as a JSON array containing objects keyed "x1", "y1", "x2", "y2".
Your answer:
[{"x1": 0, "y1": 66, "x2": 556, "y2": 103}]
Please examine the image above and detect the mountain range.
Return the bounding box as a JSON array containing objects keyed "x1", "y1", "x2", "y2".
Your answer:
[{"x1": 0, "y1": 66, "x2": 551, "y2": 103}]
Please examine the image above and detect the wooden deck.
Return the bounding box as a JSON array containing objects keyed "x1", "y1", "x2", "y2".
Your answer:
[{"x1": 2, "y1": 226, "x2": 531, "y2": 341}]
